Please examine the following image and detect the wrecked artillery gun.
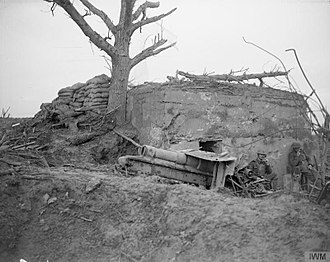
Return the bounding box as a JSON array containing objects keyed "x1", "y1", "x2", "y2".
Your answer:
[
  {"x1": 118, "y1": 145, "x2": 236, "y2": 190},
  {"x1": 118, "y1": 144, "x2": 330, "y2": 201},
  {"x1": 118, "y1": 145, "x2": 274, "y2": 197}
]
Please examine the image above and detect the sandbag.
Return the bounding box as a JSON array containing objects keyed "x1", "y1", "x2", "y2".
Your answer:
[
  {"x1": 70, "y1": 102, "x2": 83, "y2": 108},
  {"x1": 86, "y1": 74, "x2": 110, "y2": 85},
  {"x1": 56, "y1": 98, "x2": 72, "y2": 105},
  {"x1": 70, "y1": 82, "x2": 86, "y2": 91},
  {"x1": 88, "y1": 93, "x2": 109, "y2": 99},
  {"x1": 92, "y1": 98, "x2": 108, "y2": 103}
]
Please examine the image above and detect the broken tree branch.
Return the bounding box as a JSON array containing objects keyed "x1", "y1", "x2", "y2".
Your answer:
[
  {"x1": 0, "y1": 132, "x2": 7, "y2": 146},
  {"x1": 286, "y1": 48, "x2": 329, "y2": 119},
  {"x1": 243, "y1": 37, "x2": 287, "y2": 72},
  {"x1": 46, "y1": 0, "x2": 118, "y2": 59},
  {"x1": 177, "y1": 70, "x2": 288, "y2": 83},
  {"x1": 50, "y1": 2, "x2": 57, "y2": 16},
  {"x1": 242, "y1": 36, "x2": 323, "y2": 135},
  {"x1": 78, "y1": 216, "x2": 93, "y2": 222},
  {"x1": 80, "y1": 0, "x2": 117, "y2": 34},
  {"x1": 82, "y1": 8, "x2": 91, "y2": 18},
  {"x1": 0, "y1": 158, "x2": 22, "y2": 166},
  {"x1": 11, "y1": 142, "x2": 36, "y2": 150},
  {"x1": 113, "y1": 129, "x2": 141, "y2": 148},
  {"x1": 130, "y1": 39, "x2": 176, "y2": 68},
  {"x1": 150, "y1": 41, "x2": 176, "y2": 56},
  {"x1": 129, "y1": 7, "x2": 177, "y2": 36},
  {"x1": 133, "y1": 1, "x2": 160, "y2": 21}
]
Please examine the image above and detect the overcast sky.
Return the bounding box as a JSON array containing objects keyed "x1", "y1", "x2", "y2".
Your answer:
[{"x1": 0, "y1": 0, "x2": 329, "y2": 117}]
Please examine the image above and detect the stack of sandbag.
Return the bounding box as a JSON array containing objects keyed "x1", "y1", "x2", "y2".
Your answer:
[
  {"x1": 56, "y1": 74, "x2": 110, "y2": 112},
  {"x1": 57, "y1": 82, "x2": 85, "y2": 106},
  {"x1": 81, "y1": 74, "x2": 110, "y2": 111},
  {"x1": 82, "y1": 83, "x2": 109, "y2": 111},
  {"x1": 33, "y1": 74, "x2": 112, "y2": 127}
]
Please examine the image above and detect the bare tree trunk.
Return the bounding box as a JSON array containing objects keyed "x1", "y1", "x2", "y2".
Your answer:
[
  {"x1": 108, "y1": 55, "x2": 130, "y2": 124},
  {"x1": 44, "y1": 0, "x2": 176, "y2": 124}
]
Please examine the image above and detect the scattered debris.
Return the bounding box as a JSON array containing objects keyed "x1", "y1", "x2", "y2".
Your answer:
[
  {"x1": 43, "y1": 194, "x2": 50, "y2": 204},
  {"x1": 78, "y1": 216, "x2": 93, "y2": 222},
  {"x1": 20, "y1": 198, "x2": 32, "y2": 211},
  {"x1": 47, "y1": 197, "x2": 58, "y2": 205},
  {"x1": 85, "y1": 177, "x2": 102, "y2": 193}
]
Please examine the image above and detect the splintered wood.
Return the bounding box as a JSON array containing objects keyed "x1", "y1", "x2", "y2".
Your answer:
[
  {"x1": 0, "y1": 121, "x2": 51, "y2": 153},
  {"x1": 177, "y1": 70, "x2": 288, "y2": 85}
]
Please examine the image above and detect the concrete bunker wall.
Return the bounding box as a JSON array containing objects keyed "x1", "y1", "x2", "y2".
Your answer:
[{"x1": 127, "y1": 82, "x2": 318, "y2": 181}]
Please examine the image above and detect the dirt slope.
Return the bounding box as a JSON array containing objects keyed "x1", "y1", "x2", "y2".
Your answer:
[{"x1": 0, "y1": 165, "x2": 329, "y2": 262}]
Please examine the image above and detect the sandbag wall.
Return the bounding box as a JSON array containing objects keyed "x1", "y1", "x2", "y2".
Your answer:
[
  {"x1": 33, "y1": 74, "x2": 113, "y2": 127},
  {"x1": 56, "y1": 74, "x2": 110, "y2": 112}
]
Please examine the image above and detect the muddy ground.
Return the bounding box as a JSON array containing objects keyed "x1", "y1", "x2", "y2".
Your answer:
[{"x1": 0, "y1": 118, "x2": 329, "y2": 262}]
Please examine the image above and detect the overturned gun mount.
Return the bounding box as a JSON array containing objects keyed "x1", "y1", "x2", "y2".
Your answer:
[{"x1": 118, "y1": 145, "x2": 236, "y2": 189}]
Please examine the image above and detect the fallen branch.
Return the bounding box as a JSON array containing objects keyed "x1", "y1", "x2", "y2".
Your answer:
[
  {"x1": 78, "y1": 216, "x2": 93, "y2": 222},
  {"x1": 0, "y1": 132, "x2": 7, "y2": 146},
  {"x1": 0, "y1": 158, "x2": 22, "y2": 166},
  {"x1": 113, "y1": 129, "x2": 141, "y2": 148},
  {"x1": 177, "y1": 70, "x2": 288, "y2": 83},
  {"x1": 36, "y1": 144, "x2": 50, "y2": 151},
  {"x1": 177, "y1": 71, "x2": 223, "y2": 84},
  {"x1": 11, "y1": 141, "x2": 36, "y2": 150}
]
